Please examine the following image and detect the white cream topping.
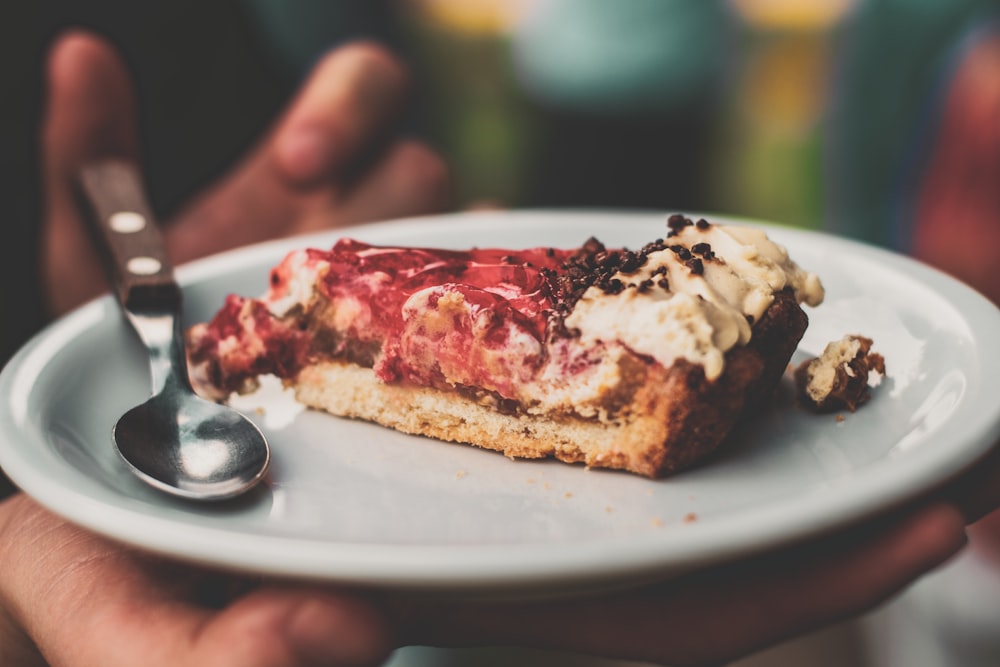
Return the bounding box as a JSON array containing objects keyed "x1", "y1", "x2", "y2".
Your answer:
[
  {"x1": 266, "y1": 250, "x2": 327, "y2": 318},
  {"x1": 564, "y1": 224, "x2": 824, "y2": 380}
]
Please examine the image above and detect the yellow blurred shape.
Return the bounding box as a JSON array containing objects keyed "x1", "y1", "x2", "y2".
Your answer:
[
  {"x1": 406, "y1": 0, "x2": 529, "y2": 35},
  {"x1": 743, "y1": 35, "x2": 829, "y2": 134},
  {"x1": 730, "y1": 0, "x2": 855, "y2": 31}
]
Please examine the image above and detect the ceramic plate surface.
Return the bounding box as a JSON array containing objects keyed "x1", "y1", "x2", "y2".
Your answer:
[{"x1": 2, "y1": 210, "x2": 999, "y2": 594}]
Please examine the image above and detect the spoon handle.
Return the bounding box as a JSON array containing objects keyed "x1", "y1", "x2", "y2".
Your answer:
[
  {"x1": 77, "y1": 159, "x2": 189, "y2": 394},
  {"x1": 76, "y1": 159, "x2": 181, "y2": 314}
]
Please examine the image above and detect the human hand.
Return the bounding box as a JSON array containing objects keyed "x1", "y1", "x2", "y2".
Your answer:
[
  {"x1": 395, "y1": 501, "x2": 967, "y2": 666},
  {"x1": 40, "y1": 30, "x2": 451, "y2": 317},
  {"x1": 0, "y1": 494, "x2": 392, "y2": 667},
  {"x1": 3, "y1": 446, "x2": 992, "y2": 667},
  {"x1": 0, "y1": 495, "x2": 966, "y2": 667},
  {"x1": 396, "y1": 442, "x2": 1000, "y2": 666},
  {"x1": 954, "y1": 442, "x2": 1000, "y2": 562},
  {"x1": 10, "y1": 28, "x2": 447, "y2": 666}
]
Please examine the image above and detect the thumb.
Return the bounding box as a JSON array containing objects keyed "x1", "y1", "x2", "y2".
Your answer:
[
  {"x1": 40, "y1": 30, "x2": 141, "y2": 315},
  {"x1": 193, "y1": 587, "x2": 394, "y2": 667},
  {"x1": 42, "y1": 30, "x2": 140, "y2": 178},
  {"x1": 269, "y1": 42, "x2": 409, "y2": 189}
]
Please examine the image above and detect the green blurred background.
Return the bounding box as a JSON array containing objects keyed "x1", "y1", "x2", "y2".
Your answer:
[
  {"x1": 393, "y1": 0, "x2": 850, "y2": 228},
  {"x1": 243, "y1": 0, "x2": 998, "y2": 254}
]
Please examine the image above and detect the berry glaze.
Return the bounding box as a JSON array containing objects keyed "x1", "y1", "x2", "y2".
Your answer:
[
  {"x1": 186, "y1": 217, "x2": 824, "y2": 412},
  {"x1": 188, "y1": 238, "x2": 581, "y2": 399},
  {"x1": 314, "y1": 239, "x2": 569, "y2": 346}
]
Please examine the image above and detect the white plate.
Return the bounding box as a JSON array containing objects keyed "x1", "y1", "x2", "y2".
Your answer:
[{"x1": 2, "y1": 210, "x2": 999, "y2": 595}]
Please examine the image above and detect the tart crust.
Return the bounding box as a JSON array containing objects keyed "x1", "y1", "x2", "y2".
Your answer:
[{"x1": 291, "y1": 289, "x2": 806, "y2": 478}]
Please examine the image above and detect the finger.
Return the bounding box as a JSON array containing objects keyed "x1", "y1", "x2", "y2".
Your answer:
[
  {"x1": 42, "y1": 31, "x2": 140, "y2": 180},
  {"x1": 399, "y1": 504, "x2": 966, "y2": 667},
  {"x1": 300, "y1": 139, "x2": 453, "y2": 230},
  {"x1": 39, "y1": 581, "x2": 392, "y2": 667},
  {"x1": 719, "y1": 504, "x2": 966, "y2": 651},
  {"x1": 190, "y1": 587, "x2": 392, "y2": 667},
  {"x1": 2, "y1": 498, "x2": 391, "y2": 667},
  {"x1": 163, "y1": 42, "x2": 419, "y2": 262},
  {"x1": 271, "y1": 41, "x2": 410, "y2": 188},
  {"x1": 40, "y1": 30, "x2": 141, "y2": 315},
  {"x1": 945, "y1": 441, "x2": 1000, "y2": 524},
  {"x1": 166, "y1": 136, "x2": 452, "y2": 265}
]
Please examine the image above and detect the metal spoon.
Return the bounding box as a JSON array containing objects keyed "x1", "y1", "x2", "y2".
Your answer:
[{"x1": 77, "y1": 159, "x2": 270, "y2": 501}]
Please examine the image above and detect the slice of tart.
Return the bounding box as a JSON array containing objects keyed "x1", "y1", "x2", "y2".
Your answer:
[{"x1": 186, "y1": 215, "x2": 824, "y2": 478}]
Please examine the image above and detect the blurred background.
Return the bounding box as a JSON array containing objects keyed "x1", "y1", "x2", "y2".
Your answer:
[
  {"x1": 1, "y1": 1, "x2": 999, "y2": 665},
  {"x1": 248, "y1": 0, "x2": 850, "y2": 227},
  {"x1": 238, "y1": 0, "x2": 1000, "y2": 276},
  {"x1": 385, "y1": 0, "x2": 844, "y2": 227},
  {"x1": 4, "y1": 0, "x2": 998, "y2": 357}
]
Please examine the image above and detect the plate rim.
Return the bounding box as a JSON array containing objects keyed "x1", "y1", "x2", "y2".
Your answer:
[{"x1": 2, "y1": 209, "x2": 999, "y2": 591}]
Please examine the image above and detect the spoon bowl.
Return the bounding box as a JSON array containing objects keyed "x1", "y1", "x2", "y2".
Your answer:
[
  {"x1": 114, "y1": 391, "x2": 270, "y2": 500},
  {"x1": 78, "y1": 159, "x2": 271, "y2": 501}
]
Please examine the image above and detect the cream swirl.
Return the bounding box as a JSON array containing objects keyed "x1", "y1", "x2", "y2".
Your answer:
[{"x1": 565, "y1": 223, "x2": 824, "y2": 380}]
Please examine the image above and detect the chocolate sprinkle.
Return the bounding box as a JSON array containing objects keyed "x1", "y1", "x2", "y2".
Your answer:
[
  {"x1": 691, "y1": 242, "x2": 716, "y2": 261},
  {"x1": 619, "y1": 251, "x2": 642, "y2": 274},
  {"x1": 540, "y1": 220, "x2": 721, "y2": 339},
  {"x1": 666, "y1": 214, "x2": 713, "y2": 237},
  {"x1": 669, "y1": 245, "x2": 692, "y2": 261},
  {"x1": 666, "y1": 214, "x2": 696, "y2": 237}
]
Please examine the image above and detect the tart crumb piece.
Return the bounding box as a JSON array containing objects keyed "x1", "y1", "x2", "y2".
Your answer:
[{"x1": 795, "y1": 335, "x2": 886, "y2": 413}]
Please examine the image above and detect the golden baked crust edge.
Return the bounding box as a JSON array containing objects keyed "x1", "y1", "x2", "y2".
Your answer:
[{"x1": 291, "y1": 290, "x2": 807, "y2": 478}]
